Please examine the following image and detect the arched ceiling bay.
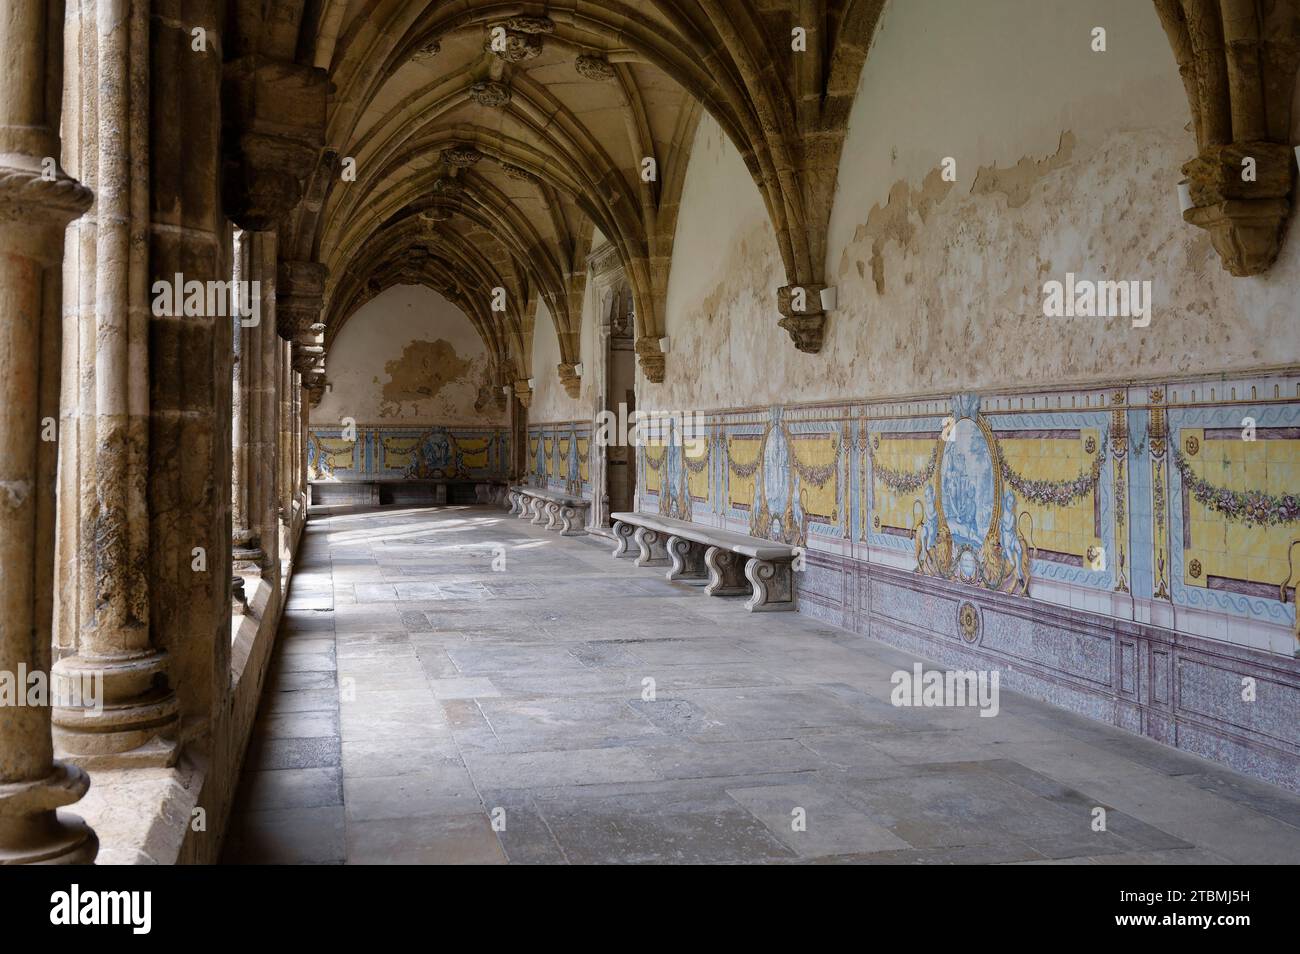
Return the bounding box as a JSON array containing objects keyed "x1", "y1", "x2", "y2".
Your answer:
[{"x1": 233, "y1": 0, "x2": 892, "y2": 399}]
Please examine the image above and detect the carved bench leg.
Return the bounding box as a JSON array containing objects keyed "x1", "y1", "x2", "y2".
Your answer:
[
  {"x1": 530, "y1": 497, "x2": 549, "y2": 525},
  {"x1": 516, "y1": 495, "x2": 534, "y2": 520},
  {"x1": 507, "y1": 491, "x2": 521, "y2": 516},
  {"x1": 544, "y1": 501, "x2": 561, "y2": 531},
  {"x1": 558, "y1": 505, "x2": 587, "y2": 536},
  {"x1": 704, "y1": 546, "x2": 749, "y2": 596},
  {"x1": 744, "y1": 558, "x2": 795, "y2": 612},
  {"x1": 666, "y1": 535, "x2": 708, "y2": 583},
  {"x1": 611, "y1": 520, "x2": 636, "y2": 557},
  {"x1": 634, "y1": 527, "x2": 669, "y2": 567}
]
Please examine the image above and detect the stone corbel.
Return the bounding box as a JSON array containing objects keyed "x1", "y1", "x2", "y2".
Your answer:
[
  {"x1": 222, "y1": 57, "x2": 329, "y2": 231},
  {"x1": 634, "y1": 336, "x2": 666, "y2": 383},
  {"x1": 277, "y1": 260, "x2": 328, "y2": 370},
  {"x1": 557, "y1": 362, "x2": 581, "y2": 398},
  {"x1": 1182, "y1": 143, "x2": 1293, "y2": 275},
  {"x1": 776, "y1": 284, "x2": 827, "y2": 353},
  {"x1": 513, "y1": 378, "x2": 533, "y2": 408},
  {"x1": 1154, "y1": 0, "x2": 1300, "y2": 276}
]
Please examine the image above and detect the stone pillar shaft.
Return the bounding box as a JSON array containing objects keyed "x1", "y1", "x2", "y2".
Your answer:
[
  {"x1": 52, "y1": 0, "x2": 179, "y2": 766},
  {"x1": 143, "y1": 0, "x2": 230, "y2": 747},
  {"x1": 248, "y1": 231, "x2": 280, "y2": 584},
  {"x1": 0, "y1": 0, "x2": 97, "y2": 864}
]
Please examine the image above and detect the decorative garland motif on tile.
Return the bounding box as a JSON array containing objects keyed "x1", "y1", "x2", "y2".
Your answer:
[
  {"x1": 784, "y1": 427, "x2": 839, "y2": 487},
  {"x1": 864, "y1": 437, "x2": 936, "y2": 493},
  {"x1": 994, "y1": 439, "x2": 1106, "y2": 508},
  {"x1": 1173, "y1": 447, "x2": 1300, "y2": 527},
  {"x1": 727, "y1": 438, "x2": 761, "y2": 479},
  {"x1": 684, "y1": 439, "x2": 710, "y2": 473}
]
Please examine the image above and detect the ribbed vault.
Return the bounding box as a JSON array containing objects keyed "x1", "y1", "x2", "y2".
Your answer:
[{"x1": 227, "y1": 0, "x2": 890, "y2": 402}]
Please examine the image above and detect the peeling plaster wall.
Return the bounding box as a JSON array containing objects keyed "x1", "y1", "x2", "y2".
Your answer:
[
  {"x1": 646, "y1": 0, "x2": 1300, "y2": 414},
  {"x1": 313, "y1": 284, "x2": 504, "y2": 427},
  {"x1": 529, "y1": 296, "x2": 598, "y2": 423}
]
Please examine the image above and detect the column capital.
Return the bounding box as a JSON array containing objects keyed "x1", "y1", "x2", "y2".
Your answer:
[
  {"x1": 634, "y1": 336, "x2": 666, "y2": 383},
  {"x1": 0, "y1": 162, "x2": 92, "y2": 228},
  {"x1": 222, "y1": 55, "x2": 329, "y2": 231},
  {"x1": 775, "y1": 284, "x2": 827, "y2": 353},
  {"x1": 277, "y1": 259, "x2": 327, "y2": 342}
]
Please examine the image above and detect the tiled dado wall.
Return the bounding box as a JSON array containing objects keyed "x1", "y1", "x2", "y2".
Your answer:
[
  {"x1": 636, "y1": 372, "x2": 1300, "y2": 791},
  {"x1": 307, "y1": 425, "x2": 510, "y2": 481},
  {"x1": 526, "y1": 421, "x2": 595, "y2": 498}
]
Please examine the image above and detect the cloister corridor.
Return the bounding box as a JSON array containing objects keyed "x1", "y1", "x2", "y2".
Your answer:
[
  {"x1": 221, "y1": 505, "x2": 1300, "y2": 865},
  {"x1": 4, "y1": 0, "x2": 1300, "y2": 901}
]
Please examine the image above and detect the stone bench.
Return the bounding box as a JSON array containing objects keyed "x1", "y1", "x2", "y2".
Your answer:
[
  {"x1": 509, "y1": 485, "x2": 590, "y2": 536},
  {"x1": 609, "y1": 512, "x2": 797, "y2": 613},
  {"x1": 311, "y1": 479, "x2": 505, "y2": 507}
]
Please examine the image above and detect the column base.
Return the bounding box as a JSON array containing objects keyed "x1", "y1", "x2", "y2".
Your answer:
[
  {"x1": 0, "y1": 764, "x2": 98, "y2": 865},
  {"x1": 51, "y1": 653, "x2": 180, "y2": 769}
]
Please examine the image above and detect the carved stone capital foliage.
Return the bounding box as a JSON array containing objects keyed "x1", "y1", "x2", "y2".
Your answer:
[
  {"x1": 575, "y1": 54, "x2": 615, "y2": 82},
  {"x1": 557, "y1": 362, "x2": 581, "y2": 398},
  {"x1": 442, "y1": 145, "x2": 484, "y2": 167},
  {"x1": 292, "y1": 341, "x2": 324, "y2": 373},
  {"x1": 776, "y1": 284, "x2": 827, "y2": 353},
  {"x1": 485, "y1": 19, "x2": 552, "y2": 62},
  {"x1": 277, "y1": 260, "x2": 327, "y2": 341},
  {"x1": 634, "y1": 336, "x2": 666, "y2": 383},
  {"x1": 504, "y1": 16, "x2": 556, "y2": 34},
  {"x1": 470, "y1": 80, "x2": 512, "y2": 108},
  {"x1": 513, "y1": 379, "x2": 533, "y2": 408},
  {"x1": 1155, "y1": 0, "x2": 1300, "y2": 275},
  {"x1": 222, "y1": 56, "x2": 329, "y2": 231},
  {"x1": 501, "y1": 163, "x2": 539, "y2": 183}
]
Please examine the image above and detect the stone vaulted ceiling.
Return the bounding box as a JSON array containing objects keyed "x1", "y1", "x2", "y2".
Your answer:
[
  {"x1": 229, "y1": 0, "x2": 1300, "y2": 404},
  {"x1": 232, "y1": 0, "x2": 890, "y2": 401}
]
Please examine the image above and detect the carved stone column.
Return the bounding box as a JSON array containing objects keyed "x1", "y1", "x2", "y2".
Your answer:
[
  {"x1": 248, "y1": 232, "x2": 281, "y2": 584},
  {"x1": 0, "y1": 0, "x2": 97, "y2": 863},
  {"x1": 278, "y1": 338, "x2": 294, "y2": 541},
  {"x1": 142, "y1": 0, "x2": 232, "y2": 752},
  {"x1": 52, "y1": 0, "x2": 180, "y2": 766},
  {"x1": 231, "y1": 231, "x2": 263, "y2": 577}
]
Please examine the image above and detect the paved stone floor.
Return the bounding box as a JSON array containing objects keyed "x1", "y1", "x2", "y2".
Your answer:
[{"x1": 223, "y1": 504, "x2": 1300, "y2": 864}]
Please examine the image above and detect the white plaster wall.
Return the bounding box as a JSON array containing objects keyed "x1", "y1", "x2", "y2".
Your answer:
[
  {"x1": 528, "y1": 295, "x2": 598, "y2": 423},
  {"x1": 312, "y1": 283, "x2": 504, "y2": 426},
  {"x1": 645, "y1": 0, "x2": 1300, "y2": 412}
]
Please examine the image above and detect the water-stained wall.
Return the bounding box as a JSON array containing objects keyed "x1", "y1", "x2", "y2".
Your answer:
[
  {"x1": 645, "y1": 0, "x2": 1300, "y2": 412},
  {"x1": 309, "y1": 284, "x2": 508, "y2": 482},
  {"x1": 313, "y1": 283, "x2": 505, "y2": 428}
]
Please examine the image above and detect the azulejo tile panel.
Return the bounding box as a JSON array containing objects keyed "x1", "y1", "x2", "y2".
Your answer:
[
  {"x1": 527, "y1": 421, "x2": 594, "y2": 498},
  {"x1": 637, "y1": 373, "x2": 1300, "y2": 656},
  {"x1": 307, "y1": 425, "x2": 509, "y2": 480}
]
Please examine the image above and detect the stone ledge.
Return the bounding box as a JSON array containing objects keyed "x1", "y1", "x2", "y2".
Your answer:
[
  {"x1": 74, "y1": 756, "x2": 207, "y2": 865},
  {"x1": 67, "y1": 540, "x2": 298, "y2": 864}
]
